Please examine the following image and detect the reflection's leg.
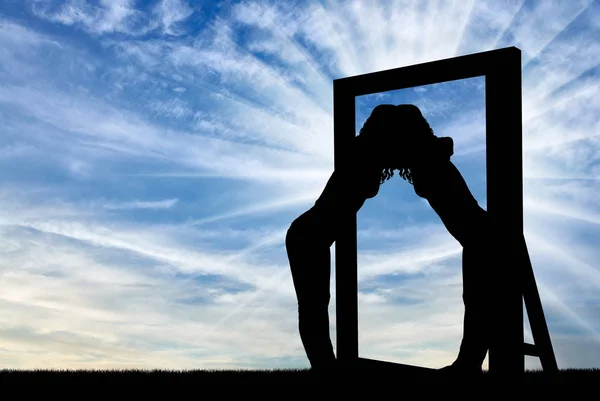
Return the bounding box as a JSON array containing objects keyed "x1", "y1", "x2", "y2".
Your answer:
[
  {"x1": 456, "y1": 243, "x2": 491, "y2": 369},
  {"x1": 442, "y1": 209, "x2": 492, "y2": 376},
  {"x1": 286, "y1": 215, "x2": 335, "y2": 369}
]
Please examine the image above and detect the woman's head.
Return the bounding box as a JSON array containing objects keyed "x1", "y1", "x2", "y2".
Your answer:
[{"x1": 357, "y1": 103, "x2": 434, "y2": 184}]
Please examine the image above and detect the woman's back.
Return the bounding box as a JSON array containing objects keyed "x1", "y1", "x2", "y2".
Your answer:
[{"x1": 312, "y1": 136, "x2": 382, "y2": 217}]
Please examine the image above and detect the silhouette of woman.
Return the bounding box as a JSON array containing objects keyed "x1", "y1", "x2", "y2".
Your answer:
[
  {"x1": 387, "y1": 108, "x2": 492, "y2": 376},
  {"x1": 287, "y1": 104, "x2": 490, "y2": 375},
  {"x1": 285, "y1": 104, "x2": 419, "y2": 371}
]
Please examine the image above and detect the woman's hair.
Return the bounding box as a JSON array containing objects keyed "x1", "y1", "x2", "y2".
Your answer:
[{"x1": 357, "y1": 104, "x2": 435, "y2": 185}]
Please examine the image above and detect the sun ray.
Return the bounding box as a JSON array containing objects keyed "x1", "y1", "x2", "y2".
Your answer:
[
  {"x1": 525, "y1": 230, "x2": 600, "y2": 292},
  {"x1": 195, "y1": 267, "x2": 291, "y2": 370},
  {"x1": 185, "y1": 191, "x2": 321, "y2": 227},
  {"x1": 165, "y1": 16, "x2": 333, "y2": 126},
  {"x1": 522, "y1": 232, "x2": 600, "y2": 351},
  {"x1": 522, "y1": 62, "x2": 600, "y2": 126},
  {"x1": 489, "y1": 0, "x2": 527, "y2": 50},
  {"x1": 521, "y1": 0, "x2": 596, "y2": 69},
  {"x1": 314, "y1": 0, "x2": 365, "y2": 76},
  {"x1": 523, "y1": 132, "x2": 600, "y2": 154},
  {"x1": 524, "y1": 198, "x2": 600, "y2": 226},
  {"x1": 451, "y1": 0, "x2": 478, "y2": 56},
  {"x1": 524, "y1": 176, "x2": 600, "y2": 182},
  {"x1": 536, "y1": 281, "x2": 600, "y2": 341},
  {"x1": 223, "y1": 228, "x2": 288, "y2": 262},
  {"x1": 230, "y1": 2, "x2": 335, "y2": 110},
  {"x1": 387, "y1": 0, "x2": 422, "y2": 65}
]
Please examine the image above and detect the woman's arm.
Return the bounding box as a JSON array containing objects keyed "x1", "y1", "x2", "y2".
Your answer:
[
  {"x1": 347, "y1": 136, "x2": 382, "y2": 199},
  {"x1": 363, "y1": 166, "x2": 382, "y2": 199}
]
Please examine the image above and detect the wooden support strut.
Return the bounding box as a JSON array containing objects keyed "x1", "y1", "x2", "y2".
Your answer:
[{"x1": 519, "y1": 234, "x2": 559, "y2": 373}]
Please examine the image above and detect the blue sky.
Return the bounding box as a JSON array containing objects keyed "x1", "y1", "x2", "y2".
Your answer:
[{"x1": 0, "y1": 0, "x2": 599, "y2": 371}]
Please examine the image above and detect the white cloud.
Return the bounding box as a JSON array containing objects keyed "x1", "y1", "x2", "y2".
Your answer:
[
  {"x1": 149, "y1": 97, "x2": 193, "y2": 119},
  {"x1": 0, "y1": 143, "x2": 37, "y2": 159},
  {"x1": 102, "y1": 198, "x2": 179, "y2": 210},
  {"x1": 154, "y1": 0, "x2": 193, "y2": 35},
  {"x1": 0, "y1": 19, "x2": 62, "y2": 48},
  {"x1": 0, "y1": 19, "x2": 63, "y2": 81},
  {"x1": 30, "y1": 0, "x2": 159, "y2": 36}
]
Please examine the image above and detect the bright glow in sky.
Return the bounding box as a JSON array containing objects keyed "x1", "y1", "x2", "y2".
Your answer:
[{"x1": 0, "y1": 0, "x2": 599, "y2": 371}]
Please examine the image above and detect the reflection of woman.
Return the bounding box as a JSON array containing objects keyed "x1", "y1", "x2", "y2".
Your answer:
[
  {"x1": 285, "y1": 104, "x2": 410, "y2": 370},
  {"x1": 387, "y1": 108, "x2": 490, "y2": 377}
]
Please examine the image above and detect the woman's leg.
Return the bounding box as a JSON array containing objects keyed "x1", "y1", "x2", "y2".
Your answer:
[{"x1": 286, "y1": 211, "x2": 335, "y2": 368}]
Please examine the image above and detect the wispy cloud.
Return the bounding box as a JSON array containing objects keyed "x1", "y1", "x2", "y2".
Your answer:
[
  {"x1": 102, "y1": 198, "x2": 179, "y2": 210},
  {"x1": 30, "y1": 0, "x2": 160, "y2": 36},
  {"x1": 154, "y1": 0, "x2": 193, "y2": 35}
]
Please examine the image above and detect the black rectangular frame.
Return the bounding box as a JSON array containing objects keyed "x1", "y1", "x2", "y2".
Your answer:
[{"x1": 333, "y1": 46, "x2": 524, "y2": 375}]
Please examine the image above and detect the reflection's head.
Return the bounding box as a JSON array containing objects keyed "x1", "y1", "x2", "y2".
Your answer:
[{"x1": 358, "y1": 103, "x2": 435, "y2": 184}]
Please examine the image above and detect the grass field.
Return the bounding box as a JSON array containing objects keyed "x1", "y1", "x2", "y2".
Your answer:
[{"x1": 1, "y1": 367, "x2": 598, "y2": 388}]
